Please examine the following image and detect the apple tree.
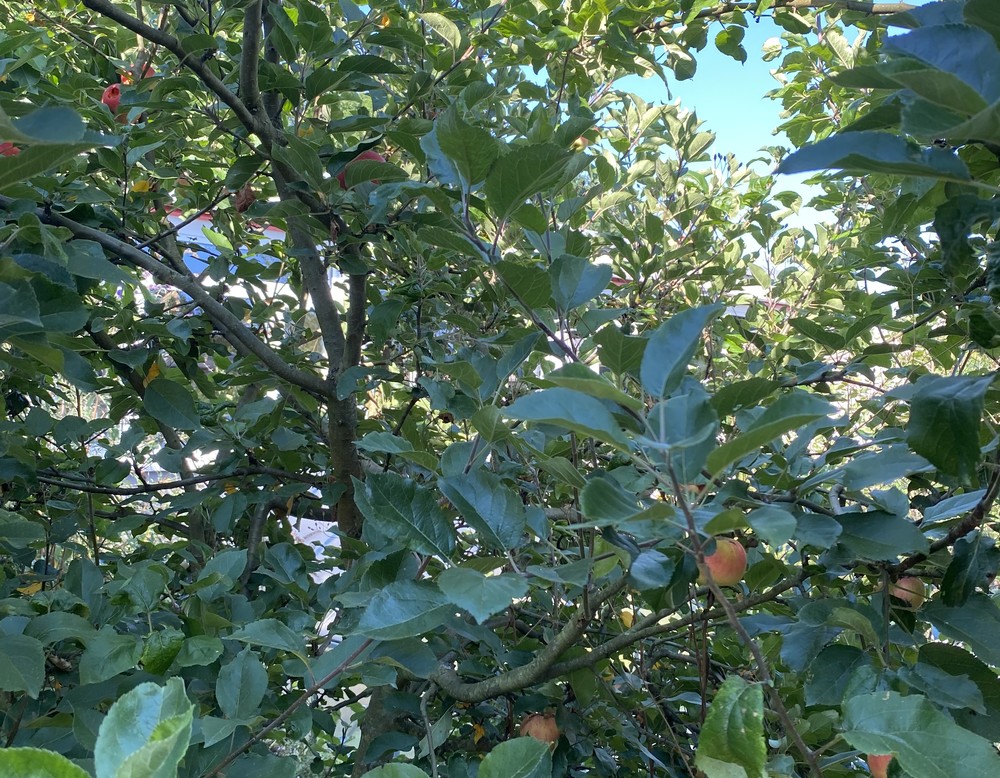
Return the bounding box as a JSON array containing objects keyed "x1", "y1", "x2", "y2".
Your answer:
[{"x1": 0, "y1": 1, "x2": 999, "y2": 777}]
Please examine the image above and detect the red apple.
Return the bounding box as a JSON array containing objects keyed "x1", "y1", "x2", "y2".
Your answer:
[
  {"x1": 697, "y1": 537, "x2": 747, "y2": 587},
  {"x1": 867, "y1": 753, "x2": 892, "y2": 778},
  {"x1": 234, "y1": 183, "x2": 256, "y2": 213},
  {"x1": 0, "y1": 142, "x2": 19, "y2": 157},
  {"x1": 520, "y1": 713, "x2": 559, "y2": 747},
  {"x1": 120, "y1": 64, "x2": 154, "y2": 85},
  {"x1": 889, "y1": 576, "x2": 926, "y2": 609},
  {"x1": 337, "y1": 149, "x2": 386, "y2": 189},
  {"x1": 101, "y1": 83, "x2": 121, "y2": 113}
]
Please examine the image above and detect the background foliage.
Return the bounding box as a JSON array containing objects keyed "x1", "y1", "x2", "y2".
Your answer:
[{"x1": 1, "y1": 0, "x2": 999, "y2": 776}]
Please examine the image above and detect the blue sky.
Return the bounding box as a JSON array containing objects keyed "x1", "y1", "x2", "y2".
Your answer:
[
  {"x1": 616, "y1": 1, "x2": 937, "y2": 163},
  {"x1": 616, "y1": 19, "x2": 790, "y2": 163}
]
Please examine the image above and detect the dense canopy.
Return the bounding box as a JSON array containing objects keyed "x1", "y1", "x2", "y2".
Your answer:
[{"x1": 1, "y1": 1, "x2": 1000, "y2": 777}]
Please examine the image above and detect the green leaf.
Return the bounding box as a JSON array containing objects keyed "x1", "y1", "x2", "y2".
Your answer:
[
  {"x1": 549, "y1": 255, "x2": 612, "y2": 310},
  {"x1": 841, "y1": 445, "x2": 934, "y2": 491},
  {"x1": 354, "y1": 581, "x2": 450, "y2": 640},
  {"x1": 629, "y1": 550, "x2": 675, "y2": 590},
  {"x1": 484, "y1": 144, "x2": 572, "y2": 221},
  {"x1": 918, "y1": 643, "x2": 1000, "y2": 741},
  {"x1": 359, "y1": 766, "x2": 431, "y2": 778},
  {"x1": 79, "y1": 627, "x2": 143, "y2": 685},
  {"x1": 140, "y1": 628, "x2": 184, "y2": 675},
  {"x1": 906, "y1": 374, "x2": 993, "y2": 482},
  {"x1": 841, "y1": 690, "x2": 1000, "y2": 777},
  {"x1": 580, "y1": 477, "x2": 642, "y2": 526},
  {"x1": 706, "y1": 392, "x2": 835, "y2": 475},
  {"x1": 593, "y1": 325, "x2": 646, "y2": 375},
  {"x1": 805, "y1": 645, "x2": 872, "y2": 706},
  {"x1": 886, "y1": 67, "x2": 988, "y2": 117},
  {"x1": 217, "y1": 647, "x2": 268, "y2": 720},
  {"x1": 0, "y1": 747, "x2": 91, "y2": 778},
  {"x1": 174, "y1": 636, "x2": 224, "y2": 668},
  {"x1": 479, "y1": 737, "x2": 552, "y2": 778},
  {"x1": 437, "y1": 568, "x2": 528, "y2": 624},
  {"x1": 0, "y1": 634, "x2": 44, "y2": 698},
  {"x1": 685, "y1": 0, "x2": 718, "y2": 23},
  {"x1": 342, "y1": 159, "x2": 409, "y2": 189},
  {"x1": 228, "y1": 619, "x2": 304, "y2": 654},
  {"x1": 438, "y1": 469, "x2": 527, "y2": 550},
  {"x1": 695, "y1": 675, "x2": 766, "y2": 778},
  {"x1": 884, "y1": 25, "x2": 1000, "y2": 103},
  {"x1": 834, "y1": 511, "x2": 929, "y2": 561},
  {"x1": 143, "y1": 378, "x2": 201, "y2": 431},
  {"x1": 640, "y1": 304, "x2": 723, "y2": 398},
  {"x1": 94, "y1": 678, "x2": 194, "y2": 778},
  {"x1": 0, "y1": 511, "x2": 46, "y2": 548},
  {"x1": 195, "y1": 548, "x2": 248, "y2": 601},
  {"x1": 925, "y1": 594, "x2": 1000, "y2": 668},
  {"x1": 506, "y1": 387, "x2": 628, "y2": 448},
  {"x1": 776, "y1": 131, "x2": 971, "y2": 180},
  {"x1": 433, "y1": 108, "x2": 500, "y2": 187},
  {"x1": 545, "y1": 363, "x2": 644, "y2": 412},
  {"x1": 746, "y1": 506, "x2": 796, "y2": 548},
  {"x1": 941, "y1": 531, "x2": 1000, "y2": 606},
  {"x1": 897, "y1": 662, "x2": 985, "y2": 712},
  {"x1": 0, "y1": 280, "x2": 41, "y2": 330},
  {"x1": 1, "y1": 105, "x2": 106, "y2": 144},
  {"x1": 642, "y1": 389, "x2": 719, "y2": 482},
  {"x1": 24, "y1": 612, "x2": 96, "y2": 645},
  {"x1": 496, "y1": 260, "x2": 555, "y2": 310},
  {"x1": 420, "y1": 12, "x2": 462, "y2": 48},
  {"x1": 356, "y1": 473, "x2": 456, "y2": 558}
]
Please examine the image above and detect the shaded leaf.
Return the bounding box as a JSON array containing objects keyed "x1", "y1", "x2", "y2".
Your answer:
[
  {"x1": 0, "y1": 634, "x2": 44, "y2": 698},
  {"x1": 842, "y1": 690, "x2": 1000, "y2": 777},
  {"x1": 777, "y1": 131, "x2": 970, "y2": 180},
  {"x1": 217, "y1": 647, "x2": 268, "y2": 720},
  {"x1": 506, "y1": 388, "x2": 628, "y2": 448},
  {"x1": 907, "y1": 374, "x2": 993, "y2": 482},
  {"x1": 438, "y1": 568, "x2": 528, "y2": 624},
  {"x1": 925, "y1": 594, "x2": 1000, "y2": 668},
  {"x1": 439, "y1": 469, "x2": 527, "y2": 550},
  {"x1": 479, "y1": 737, "x2": 552, "y2": 778},
  {"x1": 354, "y1": 581, "x2": 450, "y2": 640},
  {"x1": 640, "y1": 304, "x2": 723, "y2": 398},
  {"x1": 357, "y1": 473, "x2": 456, "y2": 558},
  {"x1": 707, "y1": 392, "x2": 835, "y2": 475},
  {"x1": 143, "y1": 378, "x2": 201, "y2": 431}
]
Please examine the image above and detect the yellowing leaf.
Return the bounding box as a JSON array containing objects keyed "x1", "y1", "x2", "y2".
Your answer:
[
  {"x1": 17, "y1": 581, "x2": 42, "y2": 595},
  {"x1": 143, "y1": 360, "x2": 161, "y2": 387},
  {"x1": 131, "y1": 178, "x2": 153, "y2": 193},
  {"x1": 378, "y1": 13, "x2": 391, "y2": 27}
]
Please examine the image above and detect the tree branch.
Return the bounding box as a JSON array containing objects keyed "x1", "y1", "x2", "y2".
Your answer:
[
  {"x1": 288, "y1": 221, "x2": 347, "y2": 375},
  {"x1": 241, "y1": 0, "x2": 264, "y2": 117},
  {"x1": 633, "y1": 0, "x2": 915, "y2": 34},
  {"x1": 37, "y1": 465, "x2": 324, "y2": 496},
  {"x1": 80, "y1": 0, "x2": 280, "y2": 146},
  {"x1": 430, "y1": 577, "x2": 629, "y2": 702},
  {"x1": 344, "y1": 271, "x2": 367, "y2": 371},
  {"x1": 6, "y1": 199, "x2": 330, "y2": 397}
]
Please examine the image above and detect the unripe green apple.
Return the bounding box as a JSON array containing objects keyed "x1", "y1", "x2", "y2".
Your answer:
[
  {"x1": 697, "y1": 537, "x2": 747, "y2": 587},
  {"x1": 867, "y1": 753, "x2": 892, "y2": 778}
]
